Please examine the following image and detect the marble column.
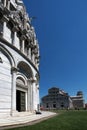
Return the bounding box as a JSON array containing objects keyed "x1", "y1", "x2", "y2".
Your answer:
[
  {"x1": 27, "y1": 79, "x2": 32, "y2": 111},
  {"x1": 28, "y1": 47, "x2": 31, "y2": 60},
  {"x1": 35, "y1": 74, "x2": 40, "y2": 111},
  {"x1": 35, "y1": 57, "x2": 37, "y2": 67},
  {"x1": 34, "y1": 39, "x2": 37, "y2": 46},
  {"x1": 3, "y1": 0, "x2": 6, "y2": 7},
  {"x1": 3, "y1": 21, "x2": 6, "y2": 38},
  {"x1": 21, "y1": 39, "x2": 25, "y2": 53},
  {"x1": 13, "y1": 31, "x2": 16, "y2": 46},
  {"x1": 31, "y1": 80, "x2": 33, "y2": 111},
  {"x1": 12, "y1": 26, "x2": 18, "y2": 46},
  {"x1": 7, "y1": 0, "x2": 10, "y2": 10},
  {"x1": 32, "y1": 53, "x2": 35, "y2": 64},
  {"x1": 31, "y1": 78, "x2": 38, "y2": 111},
  {"x1": 28, "y1": 78, "x2": 36, "y2": 112},
  {"x1": 11, "y1": 67, "x2": 18, "y2": 116},
  {"x1": 37, "y1": 84, "x2": 40, "y2": 111}
]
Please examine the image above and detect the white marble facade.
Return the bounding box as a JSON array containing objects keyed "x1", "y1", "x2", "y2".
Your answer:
[{"x1": 0, "y1": 0, "x2": 40, "y2": 117}]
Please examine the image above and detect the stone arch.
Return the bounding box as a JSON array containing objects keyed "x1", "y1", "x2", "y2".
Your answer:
[
  {"x1": 17, "y1": 61, "x2": 33, "y2": 79},
  {"x1": 0, "y1": 44, "x2": 15, "y2": 67},
  {"x1": 16, "y1": 73, "x2": 28, "y2": 86},
  {"x1": 16, "y1": 61, "x2": 33, "y2": 112},
  {"x1": 16, "y1": 73, "x2": 28, "y2": 112}
]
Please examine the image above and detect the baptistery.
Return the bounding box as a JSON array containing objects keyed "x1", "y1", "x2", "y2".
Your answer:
[{"x1": 0, "y1": 0, "x2": 40, "y2": 117}]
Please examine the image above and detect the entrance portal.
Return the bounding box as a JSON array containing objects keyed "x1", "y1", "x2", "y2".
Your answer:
[{"x1": 16, "y1": 90, "x2": 26, "y2": 112}]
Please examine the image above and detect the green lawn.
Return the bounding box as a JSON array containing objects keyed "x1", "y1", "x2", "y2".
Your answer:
[{"x1": 8, "y1": 110, "x2": 87, "y2": 130}]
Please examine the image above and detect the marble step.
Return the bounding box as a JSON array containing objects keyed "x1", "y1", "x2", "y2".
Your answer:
[{"x1": 0, "y1": 111, "x2": 56, "y2": 127}]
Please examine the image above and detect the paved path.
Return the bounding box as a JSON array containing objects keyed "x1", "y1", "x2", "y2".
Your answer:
[{"x1": 0, "y1": 111, "x2": 56, "y2": 130}]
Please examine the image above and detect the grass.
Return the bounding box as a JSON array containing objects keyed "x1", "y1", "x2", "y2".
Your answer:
[{"x1": 8, "y1": 110, "x2": 87, "y2": 130}]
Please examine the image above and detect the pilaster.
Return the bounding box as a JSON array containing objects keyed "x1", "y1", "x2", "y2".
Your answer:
[
  {"x1": 21, "y1": 35, "x2": 26, "y2": 54},
  {"x1": 12, "y1": 26, "x2": 18, "y2": 46},
  {"x1": 37, "y1": 84, "x2": 40, "y2": 111},
  {"x1": 7, "y1": 0, "x2": 10, "y2": 10},
  {"x1": 3, "y1": 21, "x2": 6, "y2": 38},
  {"x1": 31, "y1": 78, "x2": 38, "y2": 111},
  {"x1": 27, "y1": 79, "x2": 32, "y2": 111},
  {"x1": 13, "y1": 31, "x2": 16, "y2": 46},
  {"x1": 28, "y1": 47, "x2": 31, "y2": 60},
  {"x1": 11, "y1": 67, "x2": 18, "y2": 116},
  {"x1": 3, "y1": 0, "x2": 6, "y2": 7}
]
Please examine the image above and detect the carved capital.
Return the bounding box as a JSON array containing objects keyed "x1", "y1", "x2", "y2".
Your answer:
[
  {"x1": 31, "y1": 49, "x2": 35, "y2": 54},
  {"x1": 11, "y1": 67, "x2": 18, "y2": 73},
  {"x1": 28, "y1": 78, "x2": 37, "y2": 83},
  {"x1": 12, "y1": 26, "x2": 18, "y2": 32},
  {"x1": 22, "y1": 28, "x2": 27, "y2": 34},
  {"x1": 35, "y1": 73, "x2": 40, "y2": 81},
  {"x1": 36, "y1": 55, "x2": 40, "y2": 59},
  {"x1": 21, "y1": 35, "x2": 26, "y2": 40}
]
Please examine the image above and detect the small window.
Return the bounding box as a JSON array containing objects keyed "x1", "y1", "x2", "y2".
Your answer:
[{"x1": 61, "y1": 102, "x2": 64, "y2": 108}]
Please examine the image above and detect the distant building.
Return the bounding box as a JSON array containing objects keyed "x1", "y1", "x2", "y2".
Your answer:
[
  {"x1": 41, "y1": 87, "x2": 85, "y2": 110},
  {"x1": 42, "y1": 87, "x2": 72, "y2": 109},
  {"x1": 71, "y1": 91, "x2": 85, "y2": 109}
]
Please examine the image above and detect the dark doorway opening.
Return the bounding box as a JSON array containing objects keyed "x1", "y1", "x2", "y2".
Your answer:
[
  {"x1": 61, "y1": 103, "x2": 64, "y2": 108},
  {"x1": 53, "y1": 104, "x2": 56, "y2": 108},
  {"x1": 16, "y1": 90, "x2": 26, "y2": 112}
]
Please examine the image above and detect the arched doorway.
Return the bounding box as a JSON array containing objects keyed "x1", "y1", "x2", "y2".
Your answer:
[
  {"x1": 16, "y1": 76, "x2": 27, "y2": 112},
  {"x1": 16, "y1": 90, "x2": 26, "y2": 112},
  {"x1": 16, "y1": 61, "x2": 33, "y2": 112}
]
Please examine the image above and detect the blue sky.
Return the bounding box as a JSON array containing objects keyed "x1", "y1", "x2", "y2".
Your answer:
[{"x1": 23, "y1": 0, "x2": 87, "y2": 103}]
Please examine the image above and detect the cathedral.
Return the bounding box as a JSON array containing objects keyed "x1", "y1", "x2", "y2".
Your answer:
[
  {"x1": 42, "y1": 87, "x2": 85, "y2": 110},
  {"x1": 0, "y1": 0, "x2": 40, "y2": 117}
]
